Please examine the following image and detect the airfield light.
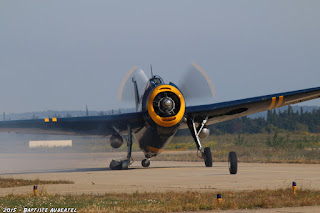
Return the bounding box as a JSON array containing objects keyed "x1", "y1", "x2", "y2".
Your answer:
[
  {"x1": 217, "y1": 194, "x2": 222, "y2": 204},
  {"x1": 292, "y1": 182, "x2": 297, "y2": 195},
  {"x1": 33, "y1": 185, "x2": 38, "y2": 196}
]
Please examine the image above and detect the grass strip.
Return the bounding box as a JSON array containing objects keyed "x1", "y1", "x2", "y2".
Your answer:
[
  {"x1": 155, "y1": 151, "x2": 320, "y2": 164},
  {"x1": 0, "y1": 177, "x2": 74, "y2": 188},
  {"x1": 1, "y1": 188, "x2": 320, "y2": 212}
]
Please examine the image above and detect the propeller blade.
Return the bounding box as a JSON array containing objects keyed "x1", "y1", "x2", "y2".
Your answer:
[
  {"x1": 191, "y1": 62, "x2": 216, "y2": 97},
  {"x1": 118, "y1": 66, "x2": 149, "y2": 103},
  {"x1": 118, "y1": 66, "x2": 136, "y2": 102},
  {"x1": 178, "y1": 63, "x2": 216, "y2": 103}
]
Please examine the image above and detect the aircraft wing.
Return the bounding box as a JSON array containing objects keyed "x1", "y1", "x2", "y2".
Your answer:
[
  {"x1": 1, "y1": 87, "x2": 319, "y2": 136},
  {"x1": 0, "y1": 112, "x2": 144, "y2": 136},
  {"x1": 185, "y1": 86, "x2": 320, "y2": 126}
]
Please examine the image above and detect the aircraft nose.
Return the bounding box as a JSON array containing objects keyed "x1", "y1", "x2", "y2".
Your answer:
[{"x1": 162, "y1": 98, "x2": 173, "y2": 109}]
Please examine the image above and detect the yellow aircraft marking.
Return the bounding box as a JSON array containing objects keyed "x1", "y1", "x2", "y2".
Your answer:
[
  {"x1": 268, "y1": 97, "x2": 276, "y2": 110},
  {"x1": 146, "y1": 146, "x2": 164, "y2": 153},
  {"x1": 275, "y1": 96, "x2": 284, "y2": 108},
  {"x1": 44, "y1": 118, "x2": 58, "y2": 122}
]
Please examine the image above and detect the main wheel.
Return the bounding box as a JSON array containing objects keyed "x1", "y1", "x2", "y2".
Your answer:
[
  {"x1": 141, "y1": 159, "x2": 150, "y2": 168},
  {"x1": 204, "y1": 147, "x2": 213, "y2": 167},
  {"x1": 228, "y1": 151, "x2": 237, "y2": 174},
  {"x1": 109, "y1": 160, "x2": 122, "y2": 170},
  {"x1": 121, "y1": 160, "x2": 129, "y2": 170}
]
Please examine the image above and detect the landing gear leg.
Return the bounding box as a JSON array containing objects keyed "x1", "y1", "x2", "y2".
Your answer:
[
  {"x1": 187, "y1": 117, "x2": 212, "y2": 167},
  {"x1": 110, "y1": 125, "x2": 133, "y2": 170}
]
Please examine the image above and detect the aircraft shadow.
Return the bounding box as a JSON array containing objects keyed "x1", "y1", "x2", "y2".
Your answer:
[
  {"x1": 0, "y1": 165, "x2": 227, "y2": 175},
  {"x1": 0, "y1": 167, "x2": 115, "y2": 175}
]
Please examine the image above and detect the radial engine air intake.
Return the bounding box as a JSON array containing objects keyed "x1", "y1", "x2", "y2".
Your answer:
[{"x1": 147, "y1": 85, "x2": 185, "y2": 127}]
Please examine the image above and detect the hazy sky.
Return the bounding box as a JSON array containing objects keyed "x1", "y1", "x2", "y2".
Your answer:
[{"x1": 1, "y1": 1, "x2": 320, "y2": 113}]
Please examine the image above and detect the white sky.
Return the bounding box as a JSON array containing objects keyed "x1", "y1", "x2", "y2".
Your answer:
[{"x1": 0, "y1": 1, "x2": 320, "y2": 113}]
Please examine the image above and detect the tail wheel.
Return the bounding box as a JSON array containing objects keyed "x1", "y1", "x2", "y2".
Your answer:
[
  {"x1": 204, "y1": 147, "x2": 212, "y2": 167},
  {"x1": 228, "y1": 151, "x2": 237, "y2": 174},
  {"x1": 142, "y1": 159, "x2": 150, "y2": 168}
]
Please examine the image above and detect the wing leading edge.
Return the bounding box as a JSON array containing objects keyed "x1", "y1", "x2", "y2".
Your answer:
[
  {"x1": 185, "y1": 86, "x2": 320, "y2": 126},
  {"x1": 0, "y1": 87, "x2": 319, "y2": 135},
  {"x1": 0, "y1": 111, "x2": 144, "y2": 136}
]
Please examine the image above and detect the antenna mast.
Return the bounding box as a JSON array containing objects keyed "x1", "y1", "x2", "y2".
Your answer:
[{"x1": 150, "y1": 64, "x2": 154, "y2": 78}]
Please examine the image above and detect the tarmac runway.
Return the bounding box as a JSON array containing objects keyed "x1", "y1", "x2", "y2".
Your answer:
[{"x1": 1, "y1": 152, "x2": 320, "y2": 197}]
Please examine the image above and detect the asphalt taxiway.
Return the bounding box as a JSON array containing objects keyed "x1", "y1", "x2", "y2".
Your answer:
[{"x1": 1, "y1": 152, "x2": 320, "y2": 196}]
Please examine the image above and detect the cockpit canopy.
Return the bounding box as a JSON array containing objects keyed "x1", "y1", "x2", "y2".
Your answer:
[
  {"x1": 142, "y1": 75, "x2": 165, "y2": 102},
  {"x1": 150, "y1": 75, "x2": 164, "y2": 86}
]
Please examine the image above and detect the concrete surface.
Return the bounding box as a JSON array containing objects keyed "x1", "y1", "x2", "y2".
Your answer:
[
  {"x1": 1, "y1": 152, "x2": 320, "y2": 213},
  {"x1": 1, "y1": 152, "x2": 320, "y2": 195}
]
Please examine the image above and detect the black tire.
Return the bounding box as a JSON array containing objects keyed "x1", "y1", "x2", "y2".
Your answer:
[
  {"x1": 109, "y1": 160, "x2": 122, "y2": 170},
  {"x1": 141, "y1": 159, "x2": 150, "y2": 168},
  {"x1": 121, "y1": 160, "x2": 129, "y2": 170},
  {"x1": 228, "y1": 151, "x2": 237, "y2": 174},
  {"x1": 204, "y1": 147, "x2": 213, "y2": 167}
]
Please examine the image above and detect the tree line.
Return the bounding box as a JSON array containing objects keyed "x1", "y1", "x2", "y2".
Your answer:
[{"x1": 209, "y1": 106, "x2": 320, "y2": 134}]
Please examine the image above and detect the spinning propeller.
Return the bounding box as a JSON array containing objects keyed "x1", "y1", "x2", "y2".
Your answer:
[
  {"x1": 177, "y1": 62, "x2": 216, "y2": 103},
  {"x1": 118, "y1": 63, "x2": 216, "y2": 105}
]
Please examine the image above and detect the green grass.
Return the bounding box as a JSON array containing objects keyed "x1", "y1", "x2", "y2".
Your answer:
[
  {"x1": 154, "y1": 132, "x2": 320, "y2": 163},
  {"x1": 1, "y1": 188, "x2": 319, "y2": 212}
]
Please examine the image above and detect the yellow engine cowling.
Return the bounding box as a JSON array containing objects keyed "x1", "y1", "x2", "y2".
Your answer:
[{"x1": 147, "y1": 85, "x2": 185, "y2": 127}]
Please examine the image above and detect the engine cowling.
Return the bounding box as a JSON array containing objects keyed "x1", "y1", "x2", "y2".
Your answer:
[
  {"x1": 110, "y1": 134, "x2": 123, "y2": 149},
  {"x1": 147, "y1": 85, "x2": 185, "y2": 127},
  {"x1": 199, "y1": 127, "x2": 210, "y2": 139}
]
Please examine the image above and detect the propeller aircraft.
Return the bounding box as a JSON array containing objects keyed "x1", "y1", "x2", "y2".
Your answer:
[{"x1": 0, "y1": 63, "x2": 319, "y2": 174}]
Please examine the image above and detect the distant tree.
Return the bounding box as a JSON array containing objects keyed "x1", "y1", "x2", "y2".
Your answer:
[
  {"x1": 3, "y1": 112, "x2": 5, "y2": 121},
  {"x1": 300, "y1": 107, "x2": 304, "y2": 122},
  {"x1": 86, "y1": 105, "x2": 89, "y2": 116},
  {"x1": 208, "y1": 106, "x2": 320, "y2": 134},
  {"x1": 287, "y1": 105, "x2": 293, "y2": 116}
]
